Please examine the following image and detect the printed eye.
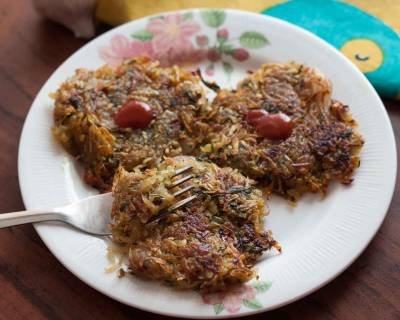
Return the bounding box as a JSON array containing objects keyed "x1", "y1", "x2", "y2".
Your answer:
[{"x1": 355, "y1": 54, "x2": 369, "y2": 61}]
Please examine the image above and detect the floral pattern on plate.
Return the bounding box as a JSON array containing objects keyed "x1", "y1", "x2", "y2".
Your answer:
[
  {"x1": 99, "y1": 10, "x2": 269, "y2": 78},
  {"x1": 202, "y1": 281, "x2": 272, "y2": 315}
]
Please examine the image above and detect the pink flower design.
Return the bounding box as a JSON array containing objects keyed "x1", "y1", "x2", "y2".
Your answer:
[
  {"x1": 224, "y1": 285, "x2": 256, "y2": 313},
  {"x1": 146, "y1": 14, "x2": 204, "y2": 66},
  {"x1": 155, "y1": 45, "x2": 206, "y2": 67},
  {"x1": 147, "y1": 14, "x2": 200, "y2": 53},
  {"x1": 207, "y1": 48, "x2": 220, "y2": 62},
  {"x1": 99, "y1": 35, "x2": 155, "y2": 66},
  {"x1": 202, "y1": 292, "x2": 224, "y2": 305},
  {"x1": 98, "y1": 10, "x2": 269, "y2": 76},
  {"x1": 205, "y1": 68, "x2": 214, "y2": 76},
  {"x1": 196, "y1": 35, "x2": 209, "y2": 47},
  {"x1": 232, "y1": 48, "x2": 250, "y2": 62},
  {"x1": 202, "y1": 284, "x2": 257, "y2": 314},
  {"x1": 216, "y1": 28, "x2": 229, "y2": 39}
]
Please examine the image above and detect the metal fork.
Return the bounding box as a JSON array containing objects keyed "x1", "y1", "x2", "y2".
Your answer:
[
  {"x1": 0, "y1": 165, "x2": 196, "y2": 235},
  {"x1": 147, "y1": 164, "x2": 197, "y2": 223}
]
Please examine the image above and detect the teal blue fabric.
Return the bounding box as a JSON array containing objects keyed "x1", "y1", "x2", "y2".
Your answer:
[{"x1": 262, "y1": 0, "x2": 400, "y2": 99}]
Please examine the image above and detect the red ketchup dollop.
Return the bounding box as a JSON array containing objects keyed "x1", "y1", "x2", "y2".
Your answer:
[
  {"x1": 246, "y1": 109, "x2": 293, "y2": 140},
  {"x1": 114, "y1": 101, "x2": 154, "y2": 129},
  {"x1": 246, "y1": 109, "x2": 269, "y2": 125}
]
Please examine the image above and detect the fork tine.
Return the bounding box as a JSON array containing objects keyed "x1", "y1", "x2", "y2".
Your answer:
[
  {"x1": 169, "y1": 174, "x2": 194, "y2": 189},
  {"x1": 172, "y1": 165, "x2": 192, "y2": 177},
  {"x1": 172, "y1": 185, "x2": 194, "y2": 197},
  {"x1": 147, "y1": 164, "x2": 195, "y2": 223},
  {"x1": 147, "y1": 195, "x2": 197, "y2": 223},
  {"x1": 164, "y1": 195, "x2": 197, "y2": 213}
]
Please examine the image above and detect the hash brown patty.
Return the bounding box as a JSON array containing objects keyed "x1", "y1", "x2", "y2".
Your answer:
[
  {"x1": 52, "y1": 57, "x2": 211, "y2": 191},
  {"x1": 201, "y1": 62, "x2": 364, "y2": 201},
  {"x1": 110, "y1": 157, "x2": 279, "y2": 292}
]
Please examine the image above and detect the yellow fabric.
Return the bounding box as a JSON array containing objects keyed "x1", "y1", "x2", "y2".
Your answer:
[
  {"x1": 96, "y1": 0, "x2": 398, "y2": 33},
  {"x1": 95, "y1": 0, "x2": 399, "y2": 99},
  {"x1": 95, "y1": 0, "x2": 284, "y2": 26},
  {"x1": 346, "y1": 0, "x2": 400, "y2": 33}
]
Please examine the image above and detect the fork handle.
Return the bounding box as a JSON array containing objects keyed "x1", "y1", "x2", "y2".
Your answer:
[{"x1": 0, "y1": 210, "x2": 64, "y2": 228}]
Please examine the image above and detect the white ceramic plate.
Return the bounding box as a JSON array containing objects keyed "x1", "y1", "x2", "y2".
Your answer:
[{"x1": 18, "y1": 9, "x2": 396, "y2": 318}]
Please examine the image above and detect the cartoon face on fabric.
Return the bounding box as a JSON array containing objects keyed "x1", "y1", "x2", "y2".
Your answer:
[
  {"x1": 262, "y1": 0, "x2": 400, "y2": 99},
  {"x1": 340, "y1": 38, "x2": 383, "y2": 73}
]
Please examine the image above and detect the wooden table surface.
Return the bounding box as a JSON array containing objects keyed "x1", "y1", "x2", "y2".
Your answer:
[{"x1": 0, "y1": 1, "x2": 399, "y2": 319}]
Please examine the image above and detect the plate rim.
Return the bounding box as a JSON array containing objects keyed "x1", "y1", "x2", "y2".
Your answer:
[{"x1": 17, "y1": 8, "x2": 397, "y2": 318}]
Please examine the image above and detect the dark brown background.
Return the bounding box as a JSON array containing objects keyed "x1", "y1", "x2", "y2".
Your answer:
[{"x1": 0, "y1": 1, "x2": 399, "y2": 319}]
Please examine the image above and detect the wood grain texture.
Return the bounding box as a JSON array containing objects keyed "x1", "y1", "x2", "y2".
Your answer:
[{"x1": 0, "y1": 1, "x2": 399, "y2": 319}]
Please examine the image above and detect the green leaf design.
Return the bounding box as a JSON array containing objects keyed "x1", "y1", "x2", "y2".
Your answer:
[
  {"x1": 223, "y1": 62, "x2": 233, "y2": 75},
  {"x1": 217, "y1": 37, "x2": 228, "y2": 45},
  {"x1": 243, "y1": 299, "x2": 263, "y2": 309},
  {"x1": 201, "y1": 10, "x2": 226, "y2": 28},
  {"x1": 131, "y1": 29, "x2": 153, "y2": 41},
  {"x1": 239, "y1": 31, "x2": 269, "y2": 49},
  {"x1": 252, "y1": 281, "x2": 272, "y2": 293},
  {"x1": 149, "y1": 15, "x2": 164, "y2": 21},
  {"x1": 213, "y1": 303, "x2": 224, "y2": 315},
  {"x1": 182, "y1": 12, "x2": 193, "y2": 20},
  {"x1": 220, "y1": 44, "x2": 234, "y2": 54}
]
